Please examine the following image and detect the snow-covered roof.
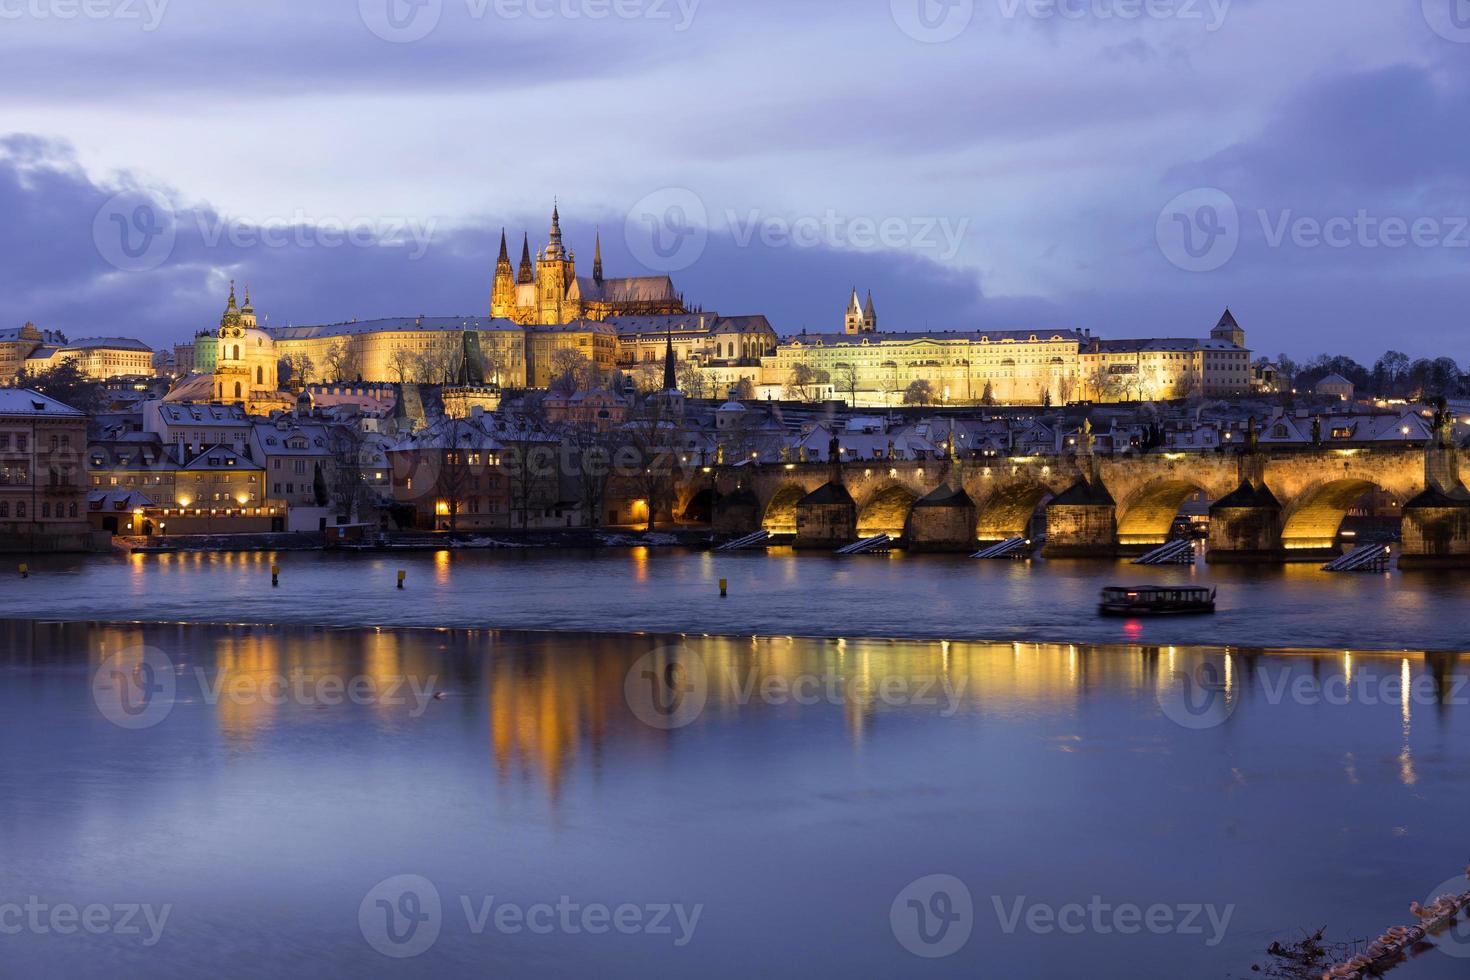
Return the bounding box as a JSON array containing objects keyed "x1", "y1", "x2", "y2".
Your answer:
[{"x1": 0, "y1": 389, "x2": 87, "y2": 418}]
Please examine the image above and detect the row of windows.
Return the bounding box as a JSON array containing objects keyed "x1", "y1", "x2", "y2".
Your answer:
[{"x1": 0, "y1": 500, "x2": 77, "y2": 519}]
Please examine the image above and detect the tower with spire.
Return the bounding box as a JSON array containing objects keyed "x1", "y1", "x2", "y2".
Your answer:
[
  {"x1": 537, "y1": 202, "x2": 576, "y2": 324},
  {"x1": 490, "y1": 230, "x2": 517, "y2": 318},
  {"x1": 844, "y1": 288, "x2": 878, "y2": 334}
]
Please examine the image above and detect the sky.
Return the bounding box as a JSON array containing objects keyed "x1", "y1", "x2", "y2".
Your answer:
[{"x1": 1, "y1": 0, "x2": 1468, "y2": 363}]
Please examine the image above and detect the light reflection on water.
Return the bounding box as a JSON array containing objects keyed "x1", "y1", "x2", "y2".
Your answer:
[
  {"x1": 3, "y1": 547, "x2": 1468, "y2": 651},
  {"x1": 2, "y1": 620, "x2": 1469, "y2": 978}
]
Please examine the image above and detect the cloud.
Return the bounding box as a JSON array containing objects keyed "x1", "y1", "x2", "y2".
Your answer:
[{"x1": 0, "y1": 136, "x2": 1004, "y2": 349}]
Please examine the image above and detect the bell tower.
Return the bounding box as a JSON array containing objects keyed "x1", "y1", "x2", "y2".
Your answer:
[
  {"x1": 214, "y1": 282, "x2": 250, "y2": 404},
  {"x1": 537, "y1": 202, "x2": 576, "y2": 324}
]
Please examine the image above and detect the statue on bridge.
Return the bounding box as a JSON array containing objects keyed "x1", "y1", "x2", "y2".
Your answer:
[{"x1": 1433, "y1": 396, "x2": 1453, "y2": 447}]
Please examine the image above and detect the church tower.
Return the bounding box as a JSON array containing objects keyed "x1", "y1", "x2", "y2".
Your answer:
[
  {"x1": 844, "y1": 288, "x2": 864, "y2": 334},
  {"x1": 1211, "y1": 308, "x2": 1245, "y2": 347},
  {"x1": 215, "y1": 281, "x2": 250, "y2": 404},
  {"x1": 537, "y1": 202, "x2": 576, "y2": 325},
  {"x1": 844, "y1": 289, "x2": 877, "y2": 334},
  {"x1": 490, "y1": 229, "x2": 517, "y2": 318}
]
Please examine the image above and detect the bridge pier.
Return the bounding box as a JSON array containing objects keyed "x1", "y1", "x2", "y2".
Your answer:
[
  {"x1": 1207, "y1": 481, "x2": 1285, "y2": 563},
  {"x1": 908, "y1": 486, "x2": 977, "y2": 552},
  {"x1": 795, "y1": 484, "x2": 857, "y2": 548},
  {"x1": 1399, "y1": 487, "x2": 1470, "y2": 568},
  {"x1": 1042, "y1": 477, "x2": 1118, "y2": 559}
]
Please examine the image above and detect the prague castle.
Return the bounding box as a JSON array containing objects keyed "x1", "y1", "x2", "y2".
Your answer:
[{"x1": 160, "y1": 201, "x2": 1252, "y2": 410}]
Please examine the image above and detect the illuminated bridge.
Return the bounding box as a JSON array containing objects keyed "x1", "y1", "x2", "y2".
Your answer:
[{"x1": 701, "y1": 442, "x2": 1470, "y2": 566}]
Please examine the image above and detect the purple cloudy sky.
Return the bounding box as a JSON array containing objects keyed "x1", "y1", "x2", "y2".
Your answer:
[{"x1": 1, "y1": 0, "x2": 1468, "y2": 362}]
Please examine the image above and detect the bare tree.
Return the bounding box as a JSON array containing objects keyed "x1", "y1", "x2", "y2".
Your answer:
[
  {"x1": 387, "y1": 347, "x2": 416, "y2": 384},
  {"x1": 550, "y1": 348, "x2": 592, "y2": 395},
  {"x1": 676, "y1": 361, "x2": 708, "y2": 399},
  {"x1": 621, "y1": 397, "x2": 683, "y2": 532},
  {"x1": 832, "y1": 363, "x2": 860, "y2": 405},
  {"x1": 784, "y1": 363, "x2": 829, "y2": 402}
]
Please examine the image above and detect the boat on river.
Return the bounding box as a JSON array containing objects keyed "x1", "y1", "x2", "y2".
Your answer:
[{"x1": 1098, "y1": 586, "x2": 1216, "y2": 617}]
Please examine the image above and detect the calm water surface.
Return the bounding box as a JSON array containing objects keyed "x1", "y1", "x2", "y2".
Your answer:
[
  {"x1": 2, "y1": 621, "x2": 1470, "y2": 978},
  {"x1": 1, "y1": 548, "x2": 1468, "y2": 651}
]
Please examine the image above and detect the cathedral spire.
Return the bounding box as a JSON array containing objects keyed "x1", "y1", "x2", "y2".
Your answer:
[
  {"x1": 497, "y1": 228, "x2": 509, "y2": 264},
  {"x1": 593, "y1": 228, "x2": 603, "y2": 284},
  {"x1": 663, "y1": 328, "x2": 677, "y2": 392},
  {"x1": 242, "y1": 283, "x2": 254, "y2": 314},
  {"x1": 518, "y1": 232, "x2": 534, "y2": 283},
  {"x1": 545, "y1": 200, "x2": 566, "y2": 260},
  {"x1": 226, "y1": 280, "x2": 238, "y2": 312}
]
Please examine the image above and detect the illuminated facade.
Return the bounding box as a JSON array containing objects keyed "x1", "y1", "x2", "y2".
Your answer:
[
  {"x1": 760, "y1": 307, "x2": 1252, "y2": 406},
  {"x1": 490, "y1": 205, "x2": 688, "y2": 325}
]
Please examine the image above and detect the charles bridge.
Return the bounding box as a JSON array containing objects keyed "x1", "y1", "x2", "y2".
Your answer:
[{"x1": 698, "y1": 436, "x2": 1470, "y2": 566}]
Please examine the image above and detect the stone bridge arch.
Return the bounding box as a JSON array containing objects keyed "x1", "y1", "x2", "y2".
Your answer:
[
  {"x1": 762, "y1": 484, "x2": 808, "y2": 535},
  {"x1": 857, "y1": 484, "x2": 920, "y2": 538},
  {"x1": 1279, "y1": 477, "x2": 1398, "y2": 552},
  {"x1": 974, "y1": 481, "x2": 1055, "y2": 542},
  {"x1": 1115, "y1": 478, "x2": 1211, "y2": 548}
]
